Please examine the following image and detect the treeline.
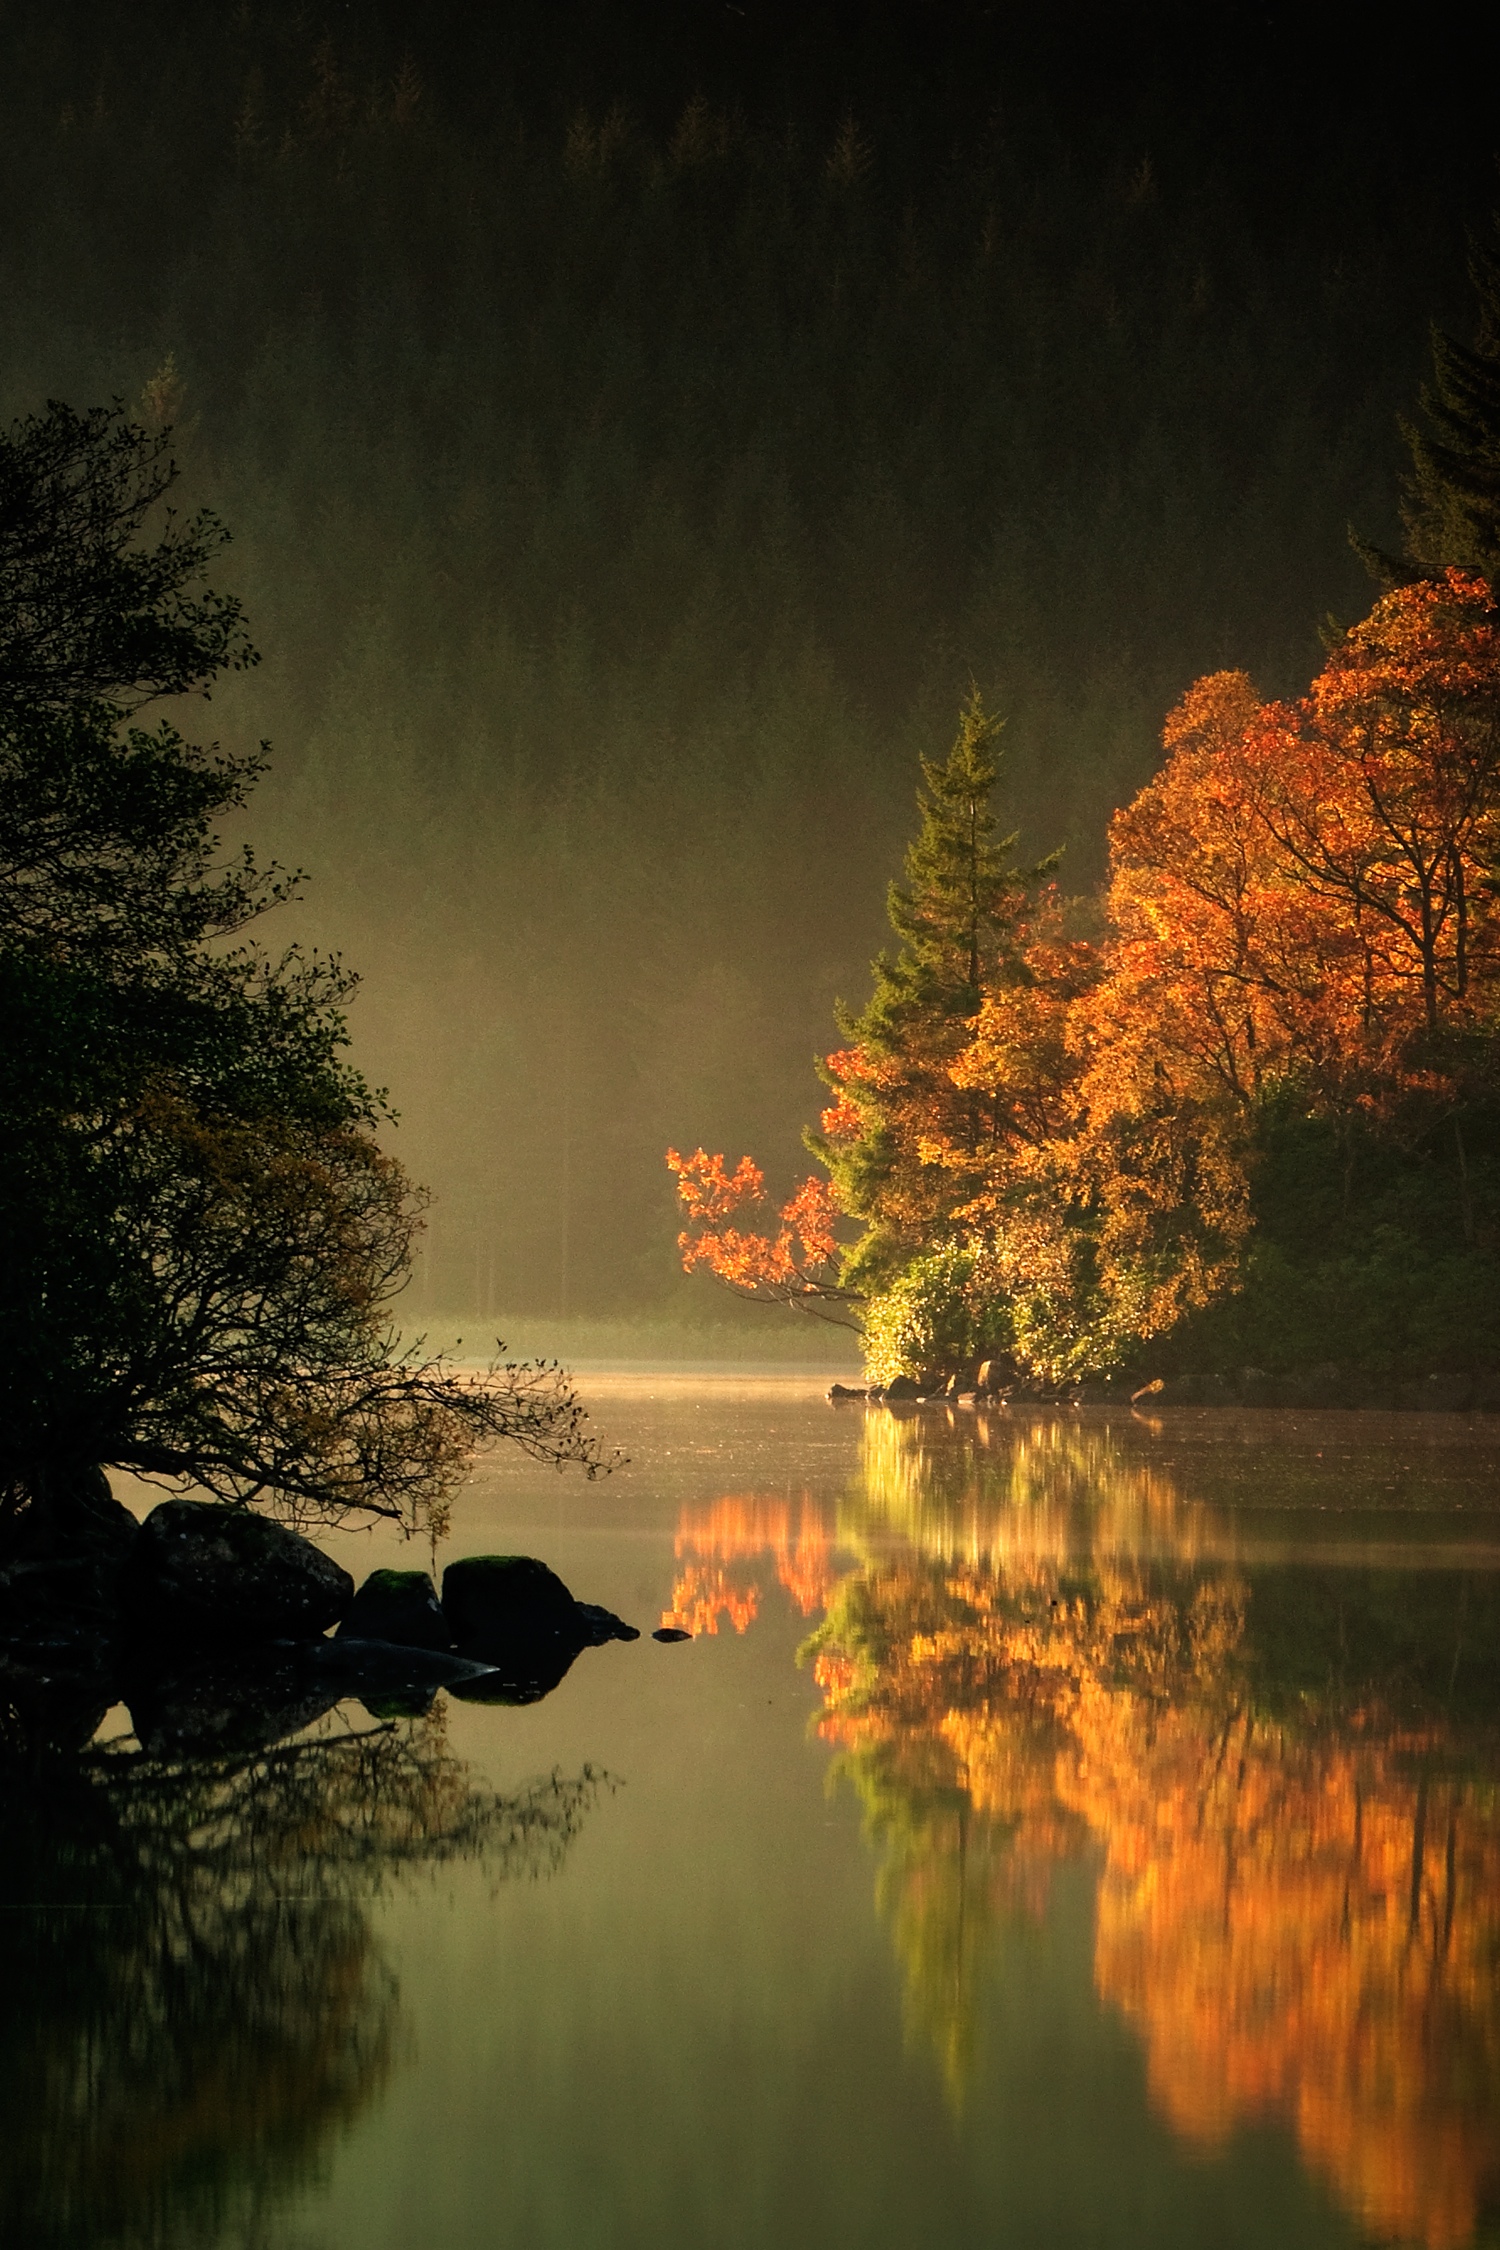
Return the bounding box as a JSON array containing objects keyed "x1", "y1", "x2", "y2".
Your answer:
[
  {"x1": 1, "y1": 0, "x2": 1490, "y2": 1316},
  {"x1": 679, "y1": 567, "x2": 1500, "y2": 1383}
]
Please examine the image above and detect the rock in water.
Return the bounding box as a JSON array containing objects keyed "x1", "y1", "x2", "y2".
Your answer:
[
  {"x1": 441, "y1": 1555, "x2": 587, "y2": 1655},
  {"x1": 337, "y1": 1567, "x2": 451, "y2": 1650},
  {"x1": 575, "y1": 1601, "x2": 641, "y2": 1645},
  {"x1": 653, "y1": 1627, "x2": 691, "y2": 1643},
  {"x1": 126, "y1": 1501, "x2": 354, "y2": 1642},
  {"x1": 440, "y1": 1557, "x2": 641, "y2": 1698}
]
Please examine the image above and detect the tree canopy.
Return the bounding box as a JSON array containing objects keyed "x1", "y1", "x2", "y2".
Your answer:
[
  {"x1": 0, "y1": 400, "x2": 256, "y2": 719},
  {"x1": 0, "y1": 402, "x2": 605, "y2": 1549},
  {"x1": 671, "y1": 572, "x2": 1500, "y2": 1385}
]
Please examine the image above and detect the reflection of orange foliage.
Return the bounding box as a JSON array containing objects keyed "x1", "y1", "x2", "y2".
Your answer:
[
  {"x1": 660, "y1": 1563, "x2": 759, "y2": 1637},
  {"x1": 809, "y1": 1558, "x2": 1500, "y2": 2249},
  {"x1": 660, "y1": 1493, "x2": 838, "y2": 1632},
  {"x1": 1071, "y1": 1698, "x2": 1500, "y2": 2250}
]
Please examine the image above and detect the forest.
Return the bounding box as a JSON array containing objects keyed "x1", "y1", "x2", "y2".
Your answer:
[{"x1": 4, "y1": 0, "x2": 1497, "y2": 1334}]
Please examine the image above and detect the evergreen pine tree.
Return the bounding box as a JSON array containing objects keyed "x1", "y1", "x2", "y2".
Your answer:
[
  {"x1": 1401, "y1": 223, "x2": 1500, "y2": 580},
  {"x1": 1356, "y1": 221, "x2": 1500, "y2": 587},
  {"x1": 812, "y1": 690, "x2": 1057, "y2": 1290}
]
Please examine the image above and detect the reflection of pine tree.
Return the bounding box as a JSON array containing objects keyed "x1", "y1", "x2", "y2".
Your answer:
[{"x1": 0, "y1": 1708, "x2": 607, "y2": 2249}]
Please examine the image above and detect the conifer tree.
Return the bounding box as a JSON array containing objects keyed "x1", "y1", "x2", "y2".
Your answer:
[
  {"x1": 1357, "y1": 221, "x2": 1500, "y2": 587},
  {"x1": 1400, "y1": 224, "x2": 1500, "y2": 581},
  {"x1": 810, "y1": 690, "x2": 1057, "y2": 1290}
]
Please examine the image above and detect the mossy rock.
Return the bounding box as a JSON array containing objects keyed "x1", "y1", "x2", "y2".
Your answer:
[
  {"x1": 441, "y1": 1555, "x2": 581, "y2": 1655},
  {"x1": 337, "y1": 1567, "x2": 450, "y2": 1651}
]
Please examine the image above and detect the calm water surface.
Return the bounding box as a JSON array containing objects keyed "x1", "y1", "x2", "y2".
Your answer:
[{"x1": 11, "y1": 1379, "x2": 1500, "y2": 2250}]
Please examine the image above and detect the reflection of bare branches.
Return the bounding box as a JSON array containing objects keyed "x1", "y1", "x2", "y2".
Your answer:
[
  {"x1": 0, "y1": 1711, "x2": 612, "y2": 2250},
  {"x1": 90, "y1": 1712, "x2": 610, "y2": 1896}
]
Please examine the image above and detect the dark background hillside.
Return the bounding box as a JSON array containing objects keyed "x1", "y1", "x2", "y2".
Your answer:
[{"x1": 2, "y1": 0, "x2": 1494, "y2": 1323}]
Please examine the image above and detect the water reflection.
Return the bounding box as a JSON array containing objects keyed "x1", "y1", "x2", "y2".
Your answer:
[
  {"x1": 661, "y1": 1493, "x2": 838, "y2": 1636},
  {"x1": 0, "y1": 1681, "x2": 605, "y2": 2248},
  {"x1": 671, "y1": 1409, "x2": 1500, "y2": 2250}
]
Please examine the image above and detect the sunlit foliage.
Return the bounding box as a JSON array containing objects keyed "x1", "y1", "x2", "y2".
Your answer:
[{"x1": 675, "y1": 574, "x2": 1500, "y2": 1380}]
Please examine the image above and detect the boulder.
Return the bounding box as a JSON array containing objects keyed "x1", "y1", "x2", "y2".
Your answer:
[
  {"x1": 337, "y1": 1567, "x2": 451, "y2": 1650},
  {"x1": 442, "y1": 1555, "x2": 581, "y2": 1650},
  {"x1": 126, "y1": 1501, "x2": 354, "y2": 1642},
  {"x1": 882, "y1": 1375, "x2": 920, "y2": 1402},
  {"x1": 827, "y1": 1383, "x2": 868, "y2": 1402},
  {"x1": 441, "y1": 1555, "x2": 641, "y2": 1684}
]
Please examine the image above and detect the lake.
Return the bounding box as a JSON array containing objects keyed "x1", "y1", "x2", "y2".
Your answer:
[{"x1": 8, "y1": 1378, "x2": 1500, "y2": 2250}]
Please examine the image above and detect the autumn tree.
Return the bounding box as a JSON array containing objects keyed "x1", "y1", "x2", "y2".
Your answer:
[
  {"x1": 1038, "y1": 572, "x2": 1500, "y2": 1377},
  {"x1": 0, "y1": 402, "x2": 603, "y2": 1556}
]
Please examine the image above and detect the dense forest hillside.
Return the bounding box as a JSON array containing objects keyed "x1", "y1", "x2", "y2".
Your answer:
[{"x1": 2, "y1": 0, "x2": 1492, "y2": 1320}]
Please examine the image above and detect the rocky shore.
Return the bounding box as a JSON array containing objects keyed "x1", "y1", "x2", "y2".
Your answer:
[
  {"x1": 0, "y1": 1485, "x2": 644, "y2": 1755},
  {"x1": 828, "y1": 1360, "x2": 1500, "y2": 1412}
]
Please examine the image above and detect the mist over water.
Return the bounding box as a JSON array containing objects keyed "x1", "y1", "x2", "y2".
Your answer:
[{"x1": 3, "y1": 0, "x2": 1491, "y2": 1321}]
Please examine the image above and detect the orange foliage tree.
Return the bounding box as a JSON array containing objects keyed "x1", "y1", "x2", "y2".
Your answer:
[
  {"x1": 668, "y1": 575, "x2": 1500, "y2": 1380},
  {"x1": 664, "y1": 1146, "x2": 855, "y2": 1320},
  {"x1": 984, "y1": 572, "x2": 1500, "y2": 1372}
]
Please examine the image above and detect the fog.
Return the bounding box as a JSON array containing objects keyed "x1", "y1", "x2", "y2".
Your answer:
[{"x1": 2, "y1": 0, "x2": 1489, "y2": 1338}]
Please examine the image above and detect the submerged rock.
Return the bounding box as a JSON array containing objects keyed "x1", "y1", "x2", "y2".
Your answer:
[
  {"x1": 444, "y1": 1640, "x2": 585, "y2": 1706},
  {"x1": 310, "y1": 1636, "x2": 501, "y2": 1719},
  {"x1": 0, "y1": 1648, "x2": 116, "y2": 1754},
  {"x1": 337, "y1": 1567, "x2": 451, "y2": 1651},
  {"x1": 125, "y1": 1501, "x2": 354, "y2": 1643}
]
